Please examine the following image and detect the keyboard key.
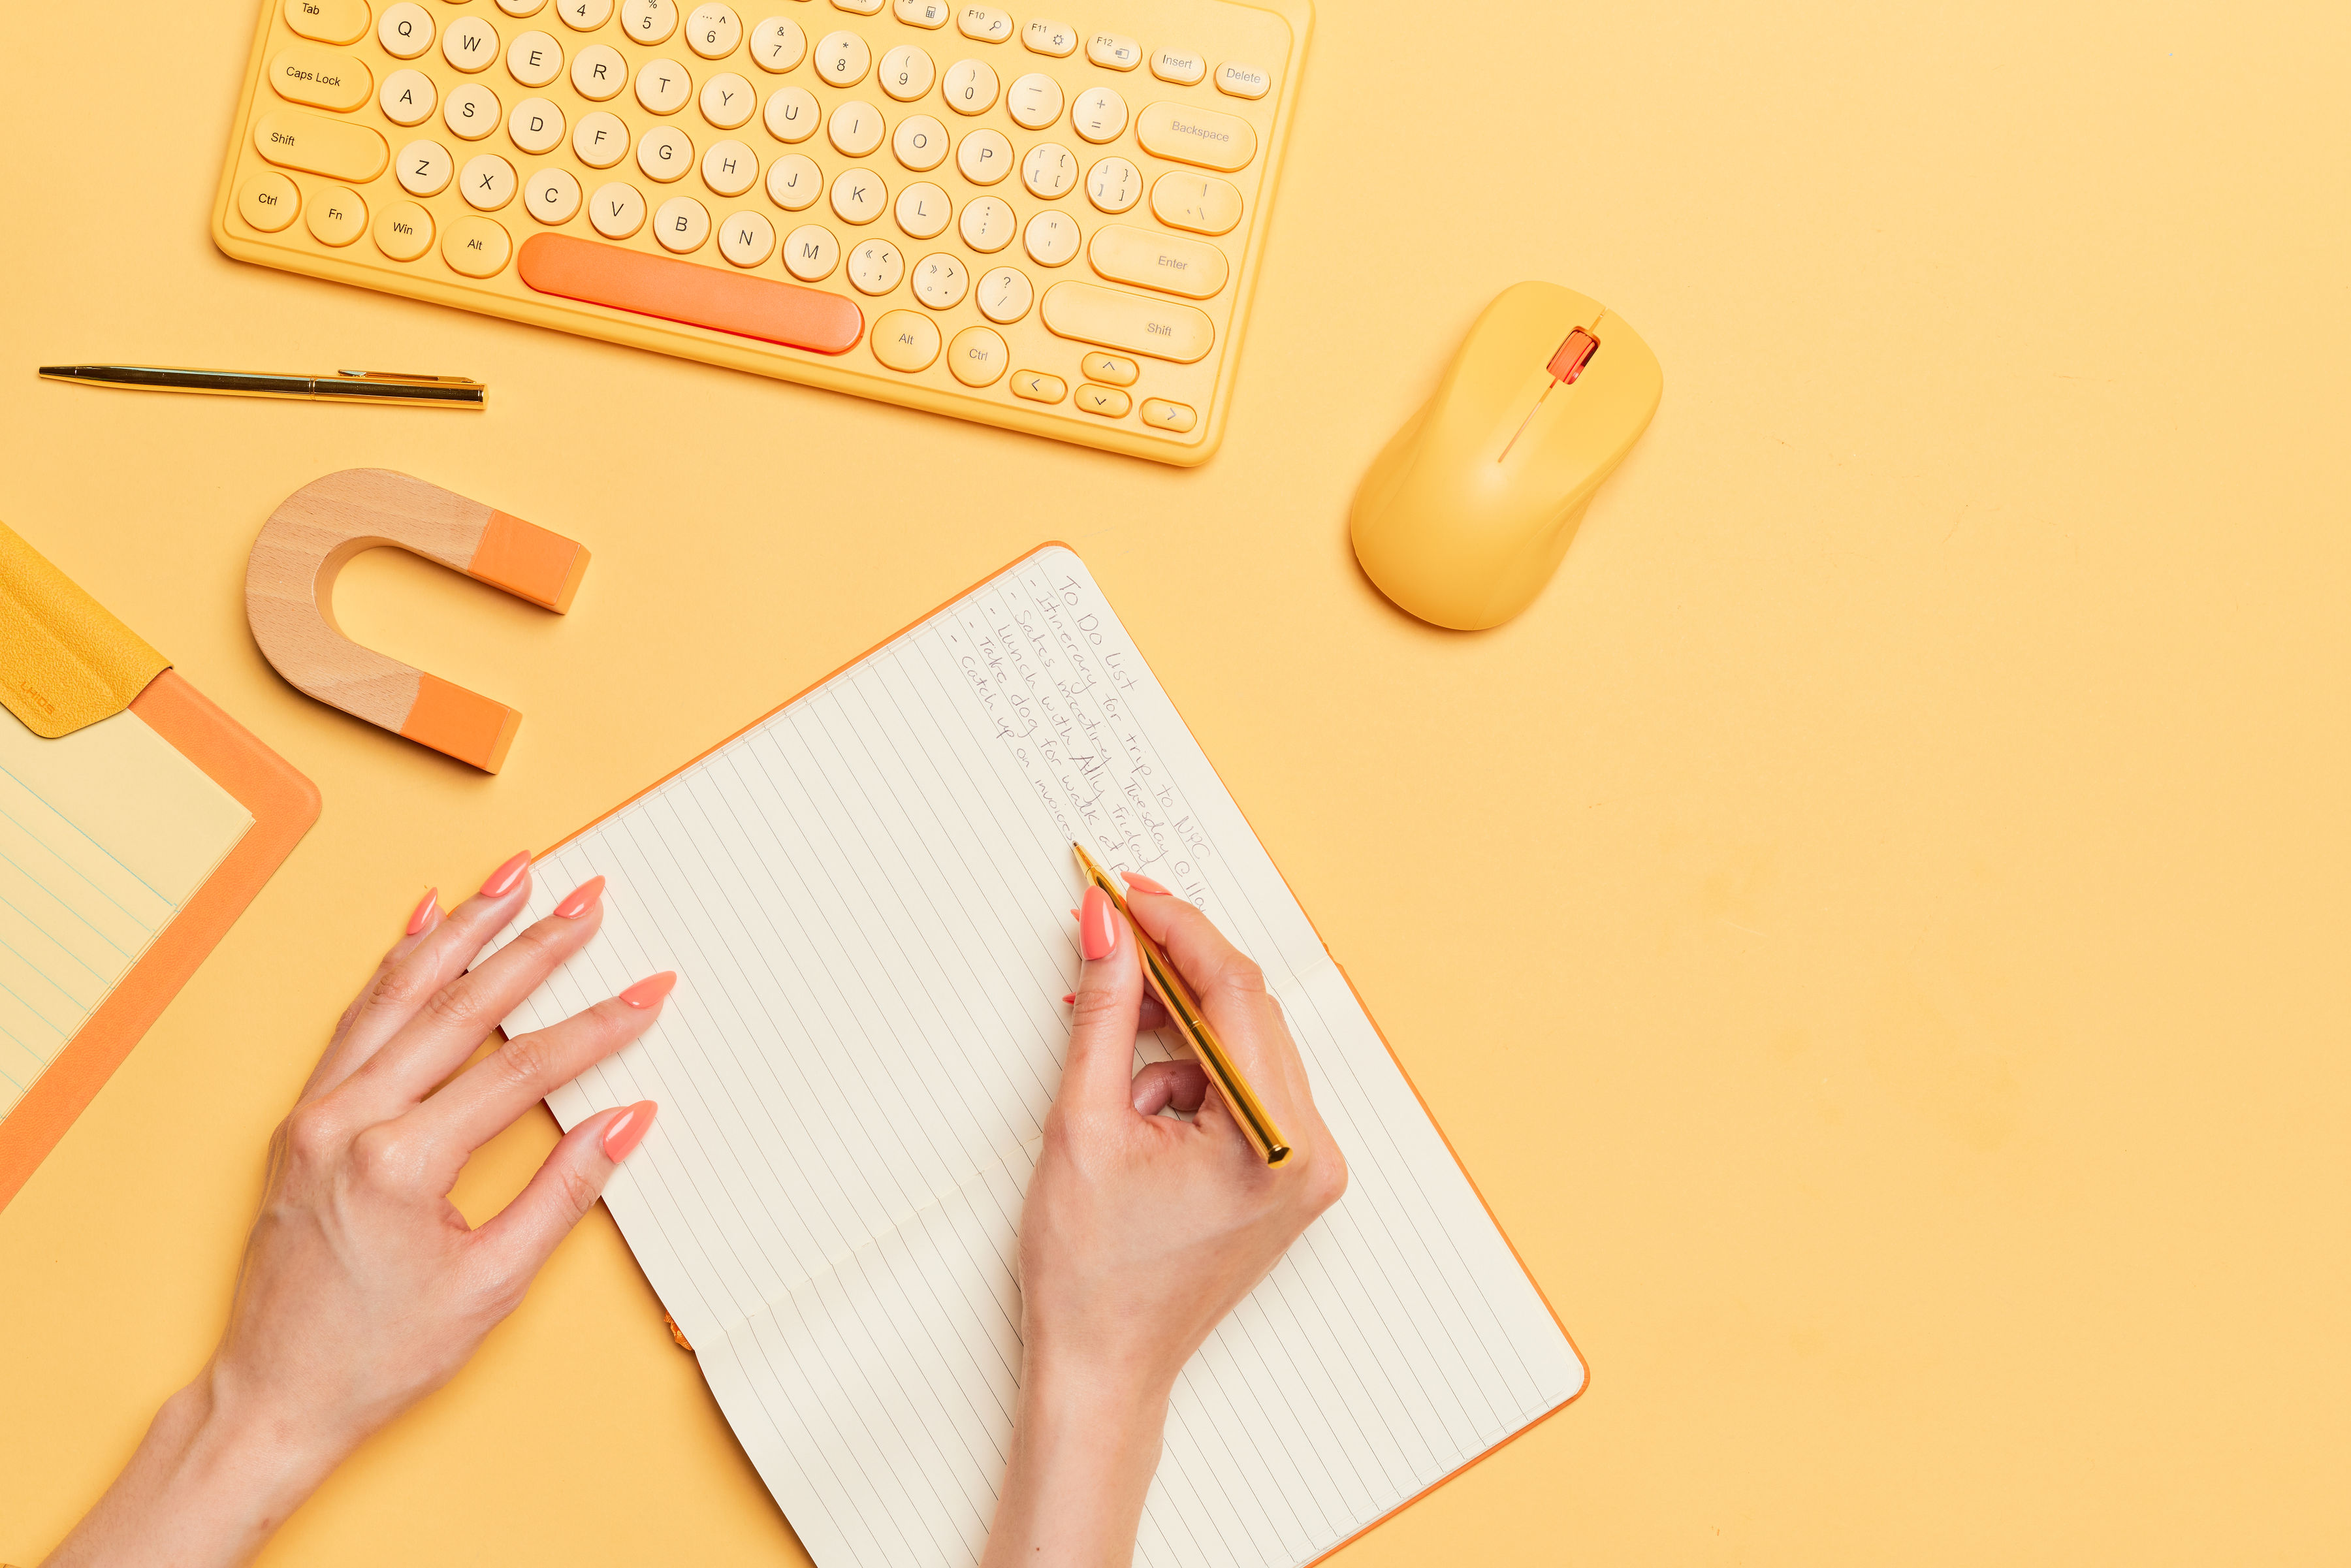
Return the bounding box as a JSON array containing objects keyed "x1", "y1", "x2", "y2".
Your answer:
[
  {"x1": 1215, "y1": 61, "x2": 1269, "y2": 99},
  {"x1": 445, "y1": 83, "x2": 500, "y2": 140},
  {"x1": 685, "y1": 4, "x2": 742, "y2": 58},
  {"x1": 894, "y1": 0, "x2": 948, "y2": 25},
  {"x1": 1149, "y1": 170, "x2": 1240, "y2": 235},
  {"x1": 1084, "y1": 156, "x2": 1140, "y2": 212},
  {"x1": 572, "y1": 110, "x2": 630, "y2": 166},
  {"x1": 377, "y1": 3, "x2": 434, "y2": 59},
  {"x1": 977, "y1": 264, "x2": 1032, "y2": 322},
  {"x1": 1021, "y1": 142, "x2": 1076, "y2": 199},
  {"x1": 1070, "y1": 86, "x2": 1127, "y2": 143},
  {"x1": 1139, "y1": 397, "x2": 1196, "y2": 432},
  {"x1": 396, "y1": 138, "x2": 453, "y2": 193},
  {"x1": 699, "y1": 71, "x2": 756, "y2": 127},
  {"x1": 766, "y1": 153, "x2": 820, "y2": 208},
  {"x1": 957, "y1": 7, "x2": 1012, "y2": 43},
  {"x1": 957, "y1": 128, "x2": 1012, "y2": 185},
  {"x1": 948, "y1": 325, "x2": 1008, "y2": 385},
  {"x1": 718, "y1": 208, "x2": 776, "y2": 265},
  {"x1": 622, "y1": 0, "x2": 679, "y2": 46},
  {"x1": 637, "y1": 123, "x2": 694, "y2": 180},
  {"x1": 912, "y1": 251, "x2": 967, "y2": 308},
  {"x1": 635, "y1": 57, "x2": 694, "y2": 114},
  {"x1": 781, "y1": 222, "x2": 839, "y2": 280},
  {"x1": 813, "y1": 30, "x2": 870, "y2": 86},
  {"x1": 374, "y1": 199, "x2": 435, "y2": 259},
  {"x1": 236, "y1": 169, "x2": 299, "y2": 231},
  {"x1": 1151, "y1": 47, "x2": 1205, "y2": 85},
  {"x1": 894, "y1": 181, "x2": 951, "y2": 237},
  {"x1": 519, "y1": 232, "x2": 864, "y2": 351},
  {"x1": 509, "y1": 97, "x2": 566, "y2": 153},
  {"x1": 379, "y1": 69, "x2": 436, "y2": 127},
  {"x1": 829, "y1": 99, "x2": 886, "y2": 157},
  {"x1": 701, "y1": 137, "x2": 758, "y2": 194},
  {"x1": 306, "y1": 184, "x2": 366, "y2": 246},
  {"x1": 461, "y1": 153, "x2": 518, "y2": 210},
  {"x1": 1085, "y1": 33, "x2": 1139, "y2": 71},
  {"x1": 879, "y1": 44, "x2": 935, "y2": 101},
  {"x1": 831, "y1": 167, "x2": 886, "y2": 224},
  {"x1": 893, "y1": 114, "x2": 948, "y2": 170},
  {"x1": 1134, "y1": 102, "x2": 1254, "y2": 171},
  {"x1": 847, "y1": 237, "x2": 904, "y2": 293},
  {"x1": 1041, "y1": 281, "x2": 1212, "y2": 362},
  {"x1": 654, "y1": 194, "x2": 711, "y2": 251},
  {"x1": 443, "y1": 15, "x2": 500, "y2": 72},
  {"x1": 508, "y1": 31, "x2": 565, "y2": 86},
  {"x1": 748, "y1": 16, "x2": 805, "y2": 71},
  {"x1": 958, "y1": 195, "x2": 1015, "y2": 252},
  {"x1": 588, "y1": 180, "x2": 647, "y2": 236},
  {"x1": 871, "y1": 310, "x2": 940, "y2": 372},
  {"x1": 1087, "y1": 223, "x2": 1225, "y2": 298},
  {"x1": 942, "y1": 59, "x2": 999, "y2": 115},
  {"x1": 1080, "y1": 351, "x2": 1136, "y2": 385},
  {"x1": 443, "y1": 214, "x2": 513, "y2": 276},
  {"x1": 554, "y1": 0, "x2": 613, "y2": 28},
  {"x1": 1024, "y1": 19, "x2": 1076, "y2": 56},
  {"x1": 524, "y1": 165, "x2": 582, "y2": 221},
  {"x1": 283, "y1": 0, "x2": 369, "y2": 46},
  {"x1": 763, "y1": 86, "x2": 818, "y2": 141},
  {"x1": 1074, "y1": 383, "x2": 1130, "y2": 417},
  {"x1": 496, "y1": 0, "x2": 549, "y2": 15},
  {"x1": 254, "y1": 107, "x2": 389, "y2": 182},
  {"x1": 1011, "y1": 368, "x2": 1064, "y2": 402},
  {"x1": 1002, "y1": 74, "x2": 1062, "y2": 133},
  {"x1": 573, "y1": 43, "x2": 627, "y2": 99},
  {"x1": 1023, "y1": 209, "x2": 1080, "y2": 266},
  {"x1": 269, "y1": 46, "x2": 372, "y2": 112},
  {"x1": 832, "y1": 0, "x2": 886, "y2": 14}
]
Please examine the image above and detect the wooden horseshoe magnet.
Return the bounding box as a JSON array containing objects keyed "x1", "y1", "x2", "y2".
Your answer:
[{"x1": 246, "y1": 469, "x2": 589, "y2": 773}]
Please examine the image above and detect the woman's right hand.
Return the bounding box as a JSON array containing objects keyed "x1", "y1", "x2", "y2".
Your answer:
[{"x1": 981, "y1": 873, "x2": 1347, "y2": 1568}]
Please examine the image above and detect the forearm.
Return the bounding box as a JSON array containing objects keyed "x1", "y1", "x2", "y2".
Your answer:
[
  {"x1": 45, "y1": 1368, "x2": 342, "y2": 1568},
  {"x1": 981, "y1": 1360, "x2": 1174, "y2": 1568}
]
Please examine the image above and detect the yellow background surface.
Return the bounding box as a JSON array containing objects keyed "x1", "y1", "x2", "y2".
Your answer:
[{"x1": 3, "y1": 1, "x2": 2346, "y2": 1561}]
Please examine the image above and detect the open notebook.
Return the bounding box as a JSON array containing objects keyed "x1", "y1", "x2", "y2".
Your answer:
[{"x1": 490, "y1": 547, "x2": 1583, "y2": 1568}]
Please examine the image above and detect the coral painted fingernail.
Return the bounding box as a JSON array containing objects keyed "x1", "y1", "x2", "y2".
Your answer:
[
  {"x1": 603, "y1": 1100, "x2": 658, "y2": 1161},
  {"x1": 1123, "y1": 872, "x2": 1171, "y2": 896},
  {"x1": 406, "y1": 888, "x2": 440, "y2": 936},
  {"x1": 479, "y1": 850, "x2": 532, "y2": 897},
  {"x1": 620, "y1": 972, "x2": 678, "y2": 1009},
  {"x1": 1061, "y1": 993, "x2": 1075, "y2": 1004},
  {"x1": 1080, "y1": 886, "x2": 1119, "y2": 961},
  {"x1": 554, "y1": 876, "x2": 606, "y2": 919}
]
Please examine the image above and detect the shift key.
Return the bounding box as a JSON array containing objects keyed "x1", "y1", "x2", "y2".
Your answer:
[
  {"x1": 1040, "y1": 281, "x2": 1214, "y2": 363},
  {"x1": 253, "y1": 107, "x2": 388, "y2": 182}
]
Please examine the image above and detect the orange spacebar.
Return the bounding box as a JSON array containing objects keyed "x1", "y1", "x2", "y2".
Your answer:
[{"x1": 517, "y1": 234, "x2": 864, "y2": 355}]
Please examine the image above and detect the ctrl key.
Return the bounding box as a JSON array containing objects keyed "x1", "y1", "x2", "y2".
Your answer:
[{"x1": 237, "y1": 170, "x2": 300, "y2": 232}]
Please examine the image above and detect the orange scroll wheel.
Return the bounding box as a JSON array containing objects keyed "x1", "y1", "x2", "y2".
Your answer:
[{"x1": 1546, "y1": 327, "x2": 1599, "y2": 385}]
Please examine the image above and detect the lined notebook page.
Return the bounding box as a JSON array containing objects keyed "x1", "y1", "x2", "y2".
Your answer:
[
  {"x1": 494, "y1": 547, "x2": 1581, "y2": 1568},
  {"x1": 0, "y1": 709, "x2": 253, "y2": 1123}
]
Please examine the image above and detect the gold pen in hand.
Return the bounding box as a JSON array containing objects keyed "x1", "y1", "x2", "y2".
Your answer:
[
  {"x1": 37, "y1": 365, "x2": 486, "y2": 409},
  {"x1": 1071, "y1": 842, "x2": 1292, "y2": 1167}
]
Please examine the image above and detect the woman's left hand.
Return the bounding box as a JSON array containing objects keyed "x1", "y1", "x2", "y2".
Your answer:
[{"x1": 48, "y1": 853, "x2": 667, "y2": 1568}]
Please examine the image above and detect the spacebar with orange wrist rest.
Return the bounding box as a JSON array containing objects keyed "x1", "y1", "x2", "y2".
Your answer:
[{"x1": 517, "y1": 235, "x2": 864, "y2": 355}]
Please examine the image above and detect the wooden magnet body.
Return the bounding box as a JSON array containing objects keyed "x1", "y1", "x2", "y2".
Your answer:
[{"x1": 246, "y1": 470, "x2": 588, "y2": 772}]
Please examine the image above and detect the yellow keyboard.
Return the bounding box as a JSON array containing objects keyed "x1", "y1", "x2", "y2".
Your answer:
[{"x1": 214, "y1": 0, "x2": 1309, "y2": 464}]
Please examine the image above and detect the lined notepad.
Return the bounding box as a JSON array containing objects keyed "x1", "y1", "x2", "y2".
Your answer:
[
  {"x1": 493, "y1": 548, "x2": 1582, "y2": 1568},
  {"x1": 0, "y1": 710, "x2": 253, "y2": 1123}
]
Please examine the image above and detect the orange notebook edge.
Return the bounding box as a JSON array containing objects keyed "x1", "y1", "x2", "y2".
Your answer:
[
  {"x1": 0, "y1": 670, "x2": 320, "y2": 1213},
  {"x1": 517, "y1": 541, "x2": 1585, "y2": 1558}
]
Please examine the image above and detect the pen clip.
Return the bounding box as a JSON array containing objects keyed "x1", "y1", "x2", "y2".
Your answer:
[{"x1": 334, "y1": 370, "x2": 485, "y2": 387}]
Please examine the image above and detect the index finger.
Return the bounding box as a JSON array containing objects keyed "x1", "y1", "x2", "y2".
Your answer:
[{"x1": 1121, "y1": 888, "x2": 1315, "y2": 1121}]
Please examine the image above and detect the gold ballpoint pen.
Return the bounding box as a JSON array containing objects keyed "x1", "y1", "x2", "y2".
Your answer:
[
  {"x1": 1071, "y1": 842, "x2": 1292, "y2": 1167},
  {"x1": 36, "y1": 365, "x2": 486, "y2": 409}
]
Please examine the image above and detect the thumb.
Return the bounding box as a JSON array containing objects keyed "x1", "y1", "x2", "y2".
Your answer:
[{"x1": 1061, "y1": 885, "x2": 1142, "y2": 1113}]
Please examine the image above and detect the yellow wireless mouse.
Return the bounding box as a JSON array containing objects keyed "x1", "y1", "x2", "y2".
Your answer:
[{"x1": 1351, "y1": 282, "x2": 1663, "y2": 630}]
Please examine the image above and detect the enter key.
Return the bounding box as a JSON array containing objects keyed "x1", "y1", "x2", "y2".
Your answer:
[{"x1": 1087, "y1": 224, "x2": 1230, "y2": 300}]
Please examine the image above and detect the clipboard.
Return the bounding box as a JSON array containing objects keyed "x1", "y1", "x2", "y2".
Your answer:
[{"x1": 0, "y1": 522, "x2": 318, "y2": 1213}]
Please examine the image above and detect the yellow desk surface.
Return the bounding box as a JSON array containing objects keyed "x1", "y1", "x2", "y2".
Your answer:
[{"x1": 3, "y1": 2, "x2": 2346, "y2": 1561}]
